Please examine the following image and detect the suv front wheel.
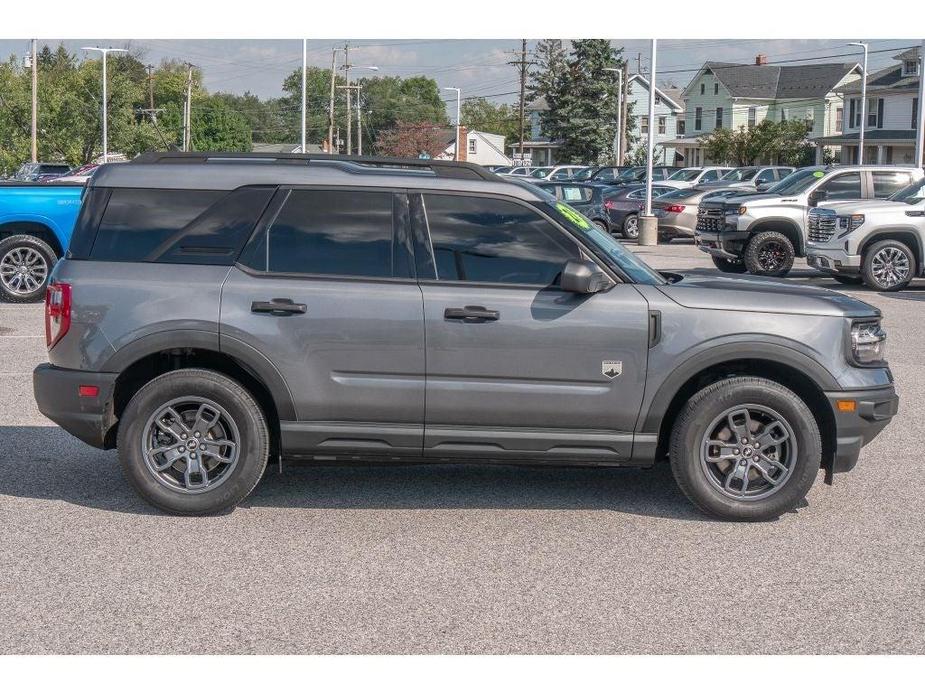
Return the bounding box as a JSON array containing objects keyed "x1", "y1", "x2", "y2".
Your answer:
[
  {"x1": 862, "y1": 239, "x2": 915, "y2": 291},
  {"x1": 669, "y1": 376, "x2": 821, "y2": 521},
  {"x1": 118, "y1": 368, "x2": 270, "y2": 515},
  {"x1": 743, "y1": 231, "x2": 795, "y2": 277}
]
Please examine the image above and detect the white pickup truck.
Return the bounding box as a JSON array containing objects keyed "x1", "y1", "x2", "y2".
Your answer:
[{"x1": 806, "y1": 177, "x2": 925, "y2": 291}]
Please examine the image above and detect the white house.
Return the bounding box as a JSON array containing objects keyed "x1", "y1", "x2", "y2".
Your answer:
[
  {"x1": 813, "y1": 47, "x2": 922, "y2": 165},
  {"x1": 664, "y1": 55, "x2": 861, "y2": 165},
  {"x1": 623, "y1": 74, "x2": 685, "y2": 164},
  {"x1": 436, "y1": 127, "x2": 511, "y2": 165}
]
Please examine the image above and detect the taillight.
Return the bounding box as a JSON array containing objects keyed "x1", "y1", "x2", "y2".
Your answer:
[
  {"x1": 665, "y1": 204, "x2": 686, "y2": 213},
  {"x1": 603, "y1": 199, "x2": 615, "y2": 210},
  {"x1": 45, "y1": 281, "x2": 72, "y2": 349}
]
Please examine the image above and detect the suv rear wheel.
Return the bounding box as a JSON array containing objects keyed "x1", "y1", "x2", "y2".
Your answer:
[
  {"x1": 862, "y1": 239, "x2": 915, "y2": 291},
  {"x1": 710, "y1": 256, "x2": 747, "y2": 274},
  {"x1": 743, "y1": 231, "x2": 794, "y2": 277},
  {"x1": 0, "y1": 234, "x2": 57, "y2": 303},
  {"x1": 118, "y1": 369, "x2": 269, "y2": 515},
  {"x1": 622, "y1": 214, "x2": 639, "y2": 240},
  {"x1": 669, "y1": 376, "x2": 821, "y2": 521}
]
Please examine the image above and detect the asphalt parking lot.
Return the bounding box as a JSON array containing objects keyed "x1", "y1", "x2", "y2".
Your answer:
[{"x1": 1, "y1": 242, "x2": 923, "y2": 654}]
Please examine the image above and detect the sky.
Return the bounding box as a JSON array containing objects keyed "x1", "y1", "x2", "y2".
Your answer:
[{"x1": 0, "y1": 38, "x2": 916, "y2": 108}]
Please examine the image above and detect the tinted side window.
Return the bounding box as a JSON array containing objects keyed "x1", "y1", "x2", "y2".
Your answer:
[
  {"x1": 872, "y1": 171, "x2": 912, "y2": 199},
  {"x1": 260, "y1": 189, "x2": 396, "y2": 278},
  {"x1": 819, "y1": 173, "x2": 862, "y2": 201},
  {"x1": 423, "y1": 194, "x2": 578, "y2": 286},
  {"x1": 91, "y1": 189, "x2": 225, "y2": 262},
  {"x1": 67, "y1": 187, "x2": 111, "y2": 259},
  {"x1": 701, "y1": 170, "x2": 720, "y2": 182}
]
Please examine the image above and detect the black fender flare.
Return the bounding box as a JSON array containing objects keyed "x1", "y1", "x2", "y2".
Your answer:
[
  {"x1": 101, "y1": 329, "x2": 296, "y2": 421},
  {"x1": 746, "y1": 217, "x2": 804, "y2": 255},
  {"x1": 639, "y1": 339, "x2": 839, "y2": 434}
]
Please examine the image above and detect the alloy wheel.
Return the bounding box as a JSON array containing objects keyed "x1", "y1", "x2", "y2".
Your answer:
[
  {"x1": 141, "y1": 397, "x2": 241, "y2": 494},
  {"x1": 756, "y1": 241, "x2": 787, "y2": 272},
  {"x1": 624, "y1": 215, "x2": 639, "y2": 238},
  {"x1": 0, "y1": 246, "x2": 48, "y2": 296},
  {"x1": 699, "y1": 404, "x2": 797, "y2": 501},
  {"x1": 871, "y1": 246, "x2": 911, "y2": 288}
]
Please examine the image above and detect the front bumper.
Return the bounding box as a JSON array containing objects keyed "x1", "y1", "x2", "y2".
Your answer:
[
  {"x1": 826, "y1": 385, "x2": 898, "y2": 473},
  {"x1": 33, "y1": 363, "x2": 118, "y2": 449},
  {"x1": 694, "y1": 228, "x2": 750, "y2": 259},
  {"x1": 806, "y1": 245, "x2": 863, "y2": 276}
]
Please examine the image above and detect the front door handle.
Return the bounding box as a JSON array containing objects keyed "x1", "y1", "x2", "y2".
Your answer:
[
  {"x1": 251, "y1": 298, "x2": 307, "y2": 315},
  {"x1": 444, "y1": 305, "x2": 500, "y2": 323}
]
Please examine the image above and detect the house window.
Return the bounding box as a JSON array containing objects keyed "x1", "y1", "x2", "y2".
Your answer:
[
  {"x1": 700, "y1": 83, "x2": 705, "y2": 95},
  {"x1": 695, "y1": 107, "x2": 702, "y2": 131},
  {"x1": 914, "y1": 98, "x2": 919, "y2": 129},
  {"x1": 715, "y1": 107, "x2": 723, "y2": 129},
  {"x1": 836, "y1": 107, "x2": 844, "y2": 132},
  {"x1": 713, "y1": 83, "x2": 719, "y2": 95},
  {"x1": 468, "y1": 138, "x2": 477, "y2": 154},
  {"x1": 658, "y1": 116, "x2": 667, "y2": 134},
  {"x1": 640, "y1": 117, "x2": 649, "y2": 135},
  {"x1": 677, "y1": 118, "x2": 685, "y2": 135},
  {"x1": 903, "y1": 59, "x2": 920, "y2": 76},
  {"x1": 780, "y1": 108, "x2": 787, "y2": 122},
  {"x1": 747, "y1": 107, "x2": 757, "y2": 129},
  {"x1": 867, "y1": 97, "x2": 878, "y2": 127},
  {"x1": 655, "y1": 94, "x2": 661, "y2": 105},
  {"x1": 806, "y1": 108, "x2": 815, "y2": 129}
]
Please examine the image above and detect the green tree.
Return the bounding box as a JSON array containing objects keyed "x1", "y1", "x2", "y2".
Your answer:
[
  {"x1": 358, "y1": 75, "x2": 447, "y2": 153},
  {"x1": 528, "y1": 39, "x2": 567, "y2": 145},
  {"x1": 460, "y1": 97, "x2": 519, "y2": 142},
  {"x1": 699, "y1": 119, "x2": 813, "y2": 166}
]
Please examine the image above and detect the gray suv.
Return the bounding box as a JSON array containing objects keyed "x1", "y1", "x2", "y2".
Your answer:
[{"x1": 33, "y1": 153, "x2": 898, "y2": 521}]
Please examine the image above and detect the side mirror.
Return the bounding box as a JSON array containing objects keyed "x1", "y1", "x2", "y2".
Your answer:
[
  {"x1": 560, "y1": 259, "x2": 611, "y2": 294},
  {"x1": 809, "y1": 189, "x2": 827, "y2": 206},
  {"x1": 755, "y1": 182, "x2": 771, "y2": 192}
]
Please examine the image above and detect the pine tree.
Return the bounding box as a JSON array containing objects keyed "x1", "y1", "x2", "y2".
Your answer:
[{"x1": 528, "y1": 39, "x2": 567, "y2": 143}]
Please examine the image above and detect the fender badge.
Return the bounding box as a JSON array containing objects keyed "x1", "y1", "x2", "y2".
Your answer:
[{"x1": 602, "y1": 360, "x2": 623, "y2": 379}]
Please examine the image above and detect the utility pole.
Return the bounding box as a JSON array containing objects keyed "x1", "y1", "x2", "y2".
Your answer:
[
  {"x1": 146, "y1": 64, "x2": 155, "y2": 110},
  {"x1": 30, "y1": 39, "x2": 37, "y2": 163},
  {"x1": 328, "y1": 48, "x2": 339, "y2": 153},
  {"x1": 849, "y1": 42, "x2": 869, "y2": 164},
  {"x1": 620, "y1": 63, "x2": 629, "y2": 164},
  {"x1": 301, "y1": 39, "x2": 307, "y2": 153},
  {"x1": 636, "y1": 52, "x2": 643, "y2": 76},
  {"x1": 507, "y1": 40, "x2": 534, "y2": 165},
  {"x1": 344, "y1": 43, "x2": 351, "y2": 155},
  {"x1": 183, "y1": 63, "x2": 194, "y2": 151}
]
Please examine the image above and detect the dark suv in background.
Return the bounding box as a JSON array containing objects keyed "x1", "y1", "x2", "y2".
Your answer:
[{"x1": 34, "y1": 153, "x2": 897, "y2": 520}]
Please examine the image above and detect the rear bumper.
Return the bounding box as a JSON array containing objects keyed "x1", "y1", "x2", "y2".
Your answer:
[
  {"x1": 826, "y1": 385, "x2": 898, "y2": 473},
  {"x1": 33, "y1": 363, "x2": 118, "y2": 449}
]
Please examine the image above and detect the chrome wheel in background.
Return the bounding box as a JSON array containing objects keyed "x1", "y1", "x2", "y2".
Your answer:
[{"x1": 0, "y1": 246, "x2": 48, "y2": 297}]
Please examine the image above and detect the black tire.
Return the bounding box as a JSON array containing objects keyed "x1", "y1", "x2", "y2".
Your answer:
[
  {"x1": 832, "y1": 274, "x2": 864, "y2": 285},
  {"x1": 710, "y1": 256, "x2": 748, "y2": 274},
  {"x1": 0, "y1": 234, "x2": 58, "y2": 303},
  {"x1": 592, "y1": 219, "x2": 609, "y2": 233},
  {"x1": 118, "y1": 369, "x2": 270, "y2": 515},
  {"x1": 861, "y1": 239, "x2": 915, "y2": 292},
  {"x1": 669, "y1": 376, "x2": 821, "y2": 522},
  {"x1": 743, "y1": 231, "x2": 795, "y2": 277},
  {"x1": 622, "y1": 214, "x2": 639, "y2": 240}
]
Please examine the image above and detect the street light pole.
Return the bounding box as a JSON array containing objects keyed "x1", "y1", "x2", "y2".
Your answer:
[
  {"x1": 328, "y1": 47, "x2": 345, "y2": 153},
  {"x1": 915, "y1": 40, "x2": 925, "y2": 168},
  {"x1": 604, "y1": 67, "x2": 623, "y2": 165},
  {"x1": 849, "y1": 42, "x2": 869, "y2": 164},
  {"x1": 444, "y1": 87, "x2": 461, "y2": 161},
  {"x1": 30, "y1": 39, "x2": 37, "y2": 163},
  {"x1": 637, "y1": 39, "x2": 659, "y2": 247},
  {"x1": 81, "y1": 47, "x2": 127, "y2": 164},
  {"x1": 301, "y1": 39, "x2": 307, "y2": 153}
]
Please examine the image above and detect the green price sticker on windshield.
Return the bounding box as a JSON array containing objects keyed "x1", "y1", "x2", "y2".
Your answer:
[
  {"x1": 813, "y1": 170, "x2": 825, "y2": 178},
  {"x1": 556, "y1": 201, "x2": 592, "y2": 229}
]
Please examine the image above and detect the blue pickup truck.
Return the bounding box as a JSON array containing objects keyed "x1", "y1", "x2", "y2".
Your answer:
[{"x1": 0, "y1": 183, "x2": 84, "y2": 302}]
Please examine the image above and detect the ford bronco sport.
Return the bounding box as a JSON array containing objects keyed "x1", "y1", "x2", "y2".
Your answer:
[{"x1": 33, "y1": 153, "x2": 898, "y2": 520}]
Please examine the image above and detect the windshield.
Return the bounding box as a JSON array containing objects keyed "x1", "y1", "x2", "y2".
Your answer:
[
  {"x1": 668, "y1": 168, "x2": 702, "y2": 182},
  {"x1": 571, "y1": 167, "x2": 594, "y2": 180},
  {"x1": 614, "y1": 167, "x2": 644, "y2": 182},
  {"x1": 530, "y1": 167, "x2": 554, "y2": 178},
  {"x1": 890, "y1": 179, "x2": 925, "y2": 205},
  {"x1": 767, "y1": 168, "x2": 825, "y2": 195},
  {"x1": 545, "y1": 201, "x2": 664, "y2": 285},
  {"x1": 721, "y1": 167, "x2": 759, "y2": 182},
  {"x1": 702, "y1": 189, "x2": 739, "y2": 200},
  {"x1": 659, "y1": 188, "x2": 696, "y2": 201}
]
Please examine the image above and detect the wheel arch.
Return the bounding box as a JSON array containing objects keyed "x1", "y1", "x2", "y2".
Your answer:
[
  {"x1": 0, "y1": 221, "x2": 64, "y2": 259},
  {"x1": 746, "y1": 217, "x2": 804, "y2": 255},
  {"x1": 858, "y1": 229, "x2": 924, "y2": 274},
  {"x1": 640, "y1": 346, "x2": 838, "y2": 475}
]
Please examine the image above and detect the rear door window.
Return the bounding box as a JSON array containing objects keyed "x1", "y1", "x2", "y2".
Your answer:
[
  {"x1": 244, "y1": 189, "x2": 399, "y2": 278},
  {"x1": 872, "y1": 171, "x2": 913, "y2": 199}
]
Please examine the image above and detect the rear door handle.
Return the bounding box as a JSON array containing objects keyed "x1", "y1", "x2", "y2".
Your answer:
[
  {"x1": 444, "y1": 305, "x2": 500, "y2": 323},
  {"x1": 251, "y1": 298, "x2": 307, "y2": 315}
]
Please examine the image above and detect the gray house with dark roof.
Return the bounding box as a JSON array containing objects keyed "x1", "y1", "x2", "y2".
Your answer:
[
  {"x1": 664, "y1": 55, "x2": 861, "y2": 165},
  {"x1": 813, "y1": 47, "x2": 922, "y2": 166}
]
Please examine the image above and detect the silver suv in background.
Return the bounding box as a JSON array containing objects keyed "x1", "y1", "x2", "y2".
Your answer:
[
  {"x1": 807, "y1": 178, "x2": 925, "y2": 290},
  {"x1": 696, "y1": 165, "x2": 924, "y2": 276},
  {"x1": 33, "y1": 153, "x2": 897, "y2": 521}
]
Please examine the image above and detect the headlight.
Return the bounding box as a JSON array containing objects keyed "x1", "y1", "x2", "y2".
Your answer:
[
  {"x1": 837, "y1": 214, "x2": 864, "y2": 238},
  {"x1": 851, "y1": 320, "x2": 887, "y2": 365},
  {"x1": 725, "y1": 206, "x2": 746, "y2": 215}
]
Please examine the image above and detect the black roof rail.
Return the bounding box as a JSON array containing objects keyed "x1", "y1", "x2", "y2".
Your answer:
[{"x1": 129, "y1": 151, "x2": 500, "y2": 181}]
